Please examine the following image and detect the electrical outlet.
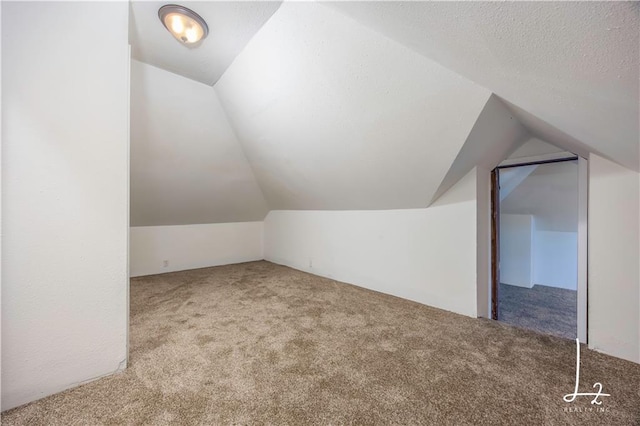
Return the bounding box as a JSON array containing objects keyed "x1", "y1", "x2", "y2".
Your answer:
[
  {"x1": 163, "y1": 260, "x2": 169, "y2": 268},
  {"x1": 309, "y1": 259, "x2": 313, "y2": 268}
]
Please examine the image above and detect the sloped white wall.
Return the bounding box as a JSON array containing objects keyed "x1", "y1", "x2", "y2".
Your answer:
[
  {"x1": 498, "y1": 165, "x2": 538, "y2": 201},
  {"x1": 431, "y1": 95, "x2": 528, "y2": 204},
  {"x1": 589, "y1": 154, "x2": 640, "y2": 363},
  {"x1": 130, "y1": 60, "x2": 268, "y2": 226},
  {"x1": 215, "y1": 1, "x2": 489, "y2": 211},
  {"x1": 130, "y1": 223, "x2": 263, "y2": 277},
  {"x1": 501, "y1": 161, "x2": 579, "y2": 232},
  {"x1": 327, "y1": 2, "x2": 639, "y2": 171},
  {"x1": 507, "y1": 137, "x2": 567, "y2": 161},
  {"x1": 265, "y1": 169, "x2": 480, "y2": 317},
  {"x1": 1, "y1": 2, "x2": 129, "y2": 410}
]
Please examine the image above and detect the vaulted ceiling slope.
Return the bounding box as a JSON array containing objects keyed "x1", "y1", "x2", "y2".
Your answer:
[
  {"x1": 430, "y1": 94, "x2": 529, "y2": 204},
  {"x1": 326, "y1": 1, "x2": 640, "y2": 171},
  {"x1": 214, "y1": 1, "x2": 492, "y2": 210},
  {"x1": 129, "y1": 1, "x2": 282, "y2": 85},
  {"x1": 130, "y1": 1, "x2": 638, "y2": 220},
  {"x1": 130, "y1": 60, "x2": 268, "y2": 226}
]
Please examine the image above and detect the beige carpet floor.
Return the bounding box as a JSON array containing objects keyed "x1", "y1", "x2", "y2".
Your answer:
[{"x1": 2, "y1": 261, "x2": 639, "y2": 425}]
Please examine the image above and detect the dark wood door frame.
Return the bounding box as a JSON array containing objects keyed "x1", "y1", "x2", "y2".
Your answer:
[
  {"x1": 490, "y1": 156, "x2": 584, "y2": 330},
  {"x1": 490, "y1": 168, "x2": 500, "y2": 320}
]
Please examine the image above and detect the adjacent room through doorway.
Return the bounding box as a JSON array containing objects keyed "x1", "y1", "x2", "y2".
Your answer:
[{"x1": 493, "y1": 158, "x2": 582, "y2": 340}]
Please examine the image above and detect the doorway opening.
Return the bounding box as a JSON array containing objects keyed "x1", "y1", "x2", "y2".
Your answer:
[{"x1": 491, "y1": 156, "x2": 587, "y2": 341}]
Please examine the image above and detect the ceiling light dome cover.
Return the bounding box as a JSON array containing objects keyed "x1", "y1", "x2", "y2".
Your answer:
[{"x1": 158, "y1": 4, "x2": 209, "y2": 44}]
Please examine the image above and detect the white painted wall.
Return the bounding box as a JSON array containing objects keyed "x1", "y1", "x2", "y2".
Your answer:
[
  {"x1": 0, "y1": 0, "x2": 4, "y2": 400},
  {"x1": 499, "y1": 214, "x2": 534, "y2": 288},
  {"x1": 588, "y1": 154, "x2": 640, "y2": 363},
  {"x1": 1, "y1": 2, "x2": 129, "y2": 410},
  {"x1": 130, "y1": 60, "x2": 268, "y2": 226},
  {"x1": 215, "y1": 1, "x2": 490, "y2": 211},
  {"x1": 577, "y1": 156, "x2": 588, "y2": 344},
  {"x1": 130, "y1": 223, "x2": 263, "y2": 277},
  {"x1": 475, "y1": 167, "x2": 491, "y2": 318},
  {"x1": 265, "y1": 169, "x2": 480, "y2": 317},
  {"x1": 533, "y1": 231, "x2": 577, "y2": 290}
]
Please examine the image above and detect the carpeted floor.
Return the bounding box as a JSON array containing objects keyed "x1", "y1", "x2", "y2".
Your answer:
[
  {"x1": 3, "y1": 261, "x2": 639, "y2": 425},
  {"x1": 498, "y1": 283, "x2": 577, "y2": 340}
]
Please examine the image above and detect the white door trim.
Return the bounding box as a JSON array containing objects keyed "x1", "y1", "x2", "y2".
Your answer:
[{"x1": 577, "y1": 156, "x2": 588, "y2": 342}]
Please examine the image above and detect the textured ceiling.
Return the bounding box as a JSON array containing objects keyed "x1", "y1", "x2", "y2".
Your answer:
[
  {"x1": 214, "y1": 2, "x2": 490, "y2": 210},
  {"x1": 326, "y1": 1, "x2": 640, "y2": 171},
  {"x1": 129, "y1": 1, "x2": 638, "y2": 221},
  {"x1": 129, "y1": 1, "x2": 281, "y2": 85}
]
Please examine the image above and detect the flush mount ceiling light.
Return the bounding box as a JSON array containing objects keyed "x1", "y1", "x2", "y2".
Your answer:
[{"x1": 158, "y1": 4, "x2": 209, "y2": 45}]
